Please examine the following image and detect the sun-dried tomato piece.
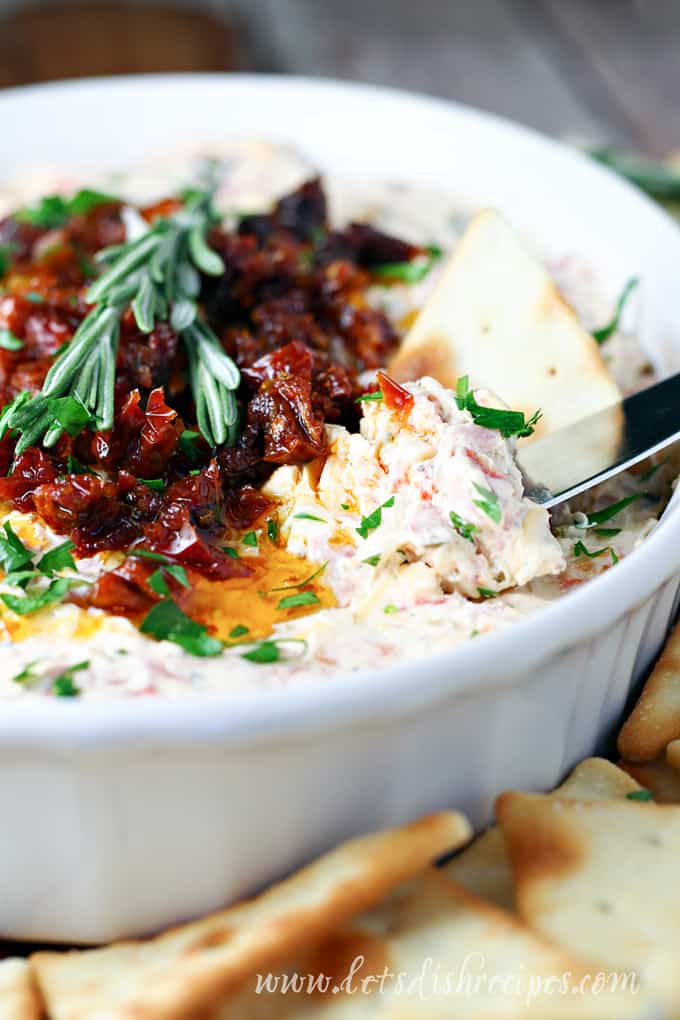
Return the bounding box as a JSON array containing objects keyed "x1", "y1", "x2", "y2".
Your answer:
[
  {"x1": 118, "y1": 316, "x2": 180, "y2": 391},
  {"x1": 243, "y1": 341, "x2": 327, "y2": 464},
  {"x1": 32, "y1": 474, "x2": 140, "y2": 552},
  {"x1": 239, "y1": 178, "x2": 327, "y2": 245},
  {"x1": 127, "y1": 387, "x2": 182, "y2": 479},
  {"x1": 317, "y1": 223, "x2": 421, "y2": 268},
  {"x1": 0, "y1": 448, "x2": 57, "y2": 511}
]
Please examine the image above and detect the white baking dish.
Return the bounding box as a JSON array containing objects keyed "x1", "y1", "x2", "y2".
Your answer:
[{"x1": 1, "y1": 74, "x2": 680, "y2": 943}]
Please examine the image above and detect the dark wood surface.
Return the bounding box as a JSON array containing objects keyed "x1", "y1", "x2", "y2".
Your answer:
[
  {"x1": 0, "y1": 0, "x2": 678, "y2": 959},
  {"x1": 0, "y1": 0, "x2": 678, "y2": 154}
]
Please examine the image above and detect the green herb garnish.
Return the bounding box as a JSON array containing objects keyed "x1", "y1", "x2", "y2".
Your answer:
[
  {"x1": 0, "y1": 329, "x2": 23, "y2": 351},
  {"x1": 372, "y1": 248, "x2": 440, "y2": 284},
  {"x1": 37, "y1": 540, "x2": 76, "y2": 576},
  {"x1": 356, "y1": 496, "x2": 395, "y2": 540},
  {"x1": 2, "y1": 183, "x2": 240, "y2": 453},
  {"x1": 363, "y1": 554, "x2": 381, "y2": 566},
  {"x1": 222, "y1": 546, "x2": 240, "y2": 559},
  {"x1": 242, "y1": 531, "x2": 258, "y2": 548},
  {"x1": 1, "y1": 577, "x2": 82, "y2": 616},
  {"x1": 0, "y1": 522, "x2": 33, "y2": 574},
  {"x1": 449, "y1": 511, "x2": 479, "y2": 542},
  {"x1": 355, "y1": 390, "x2": 384, "y2": 403},
  {"x1": 0, "y1": 243, "x2": 16, "y2": 277},
  {"x1": 477, "y1": 587, "x2": 497, "y2": 598},
  {"x1": 573, "y1": 540, "x2": 618, "y2": 565},
  {"x1": 592, "y1": 278, "x2": 639, "y2": 344},
  {"x1": 456, "y1": 375, "x2": 540, "y2": 438},
  {"x1": 270, "y1": 562, "x2": 327, "y2": 593},
  {"x1": 580, "y1": 493, "x2": 645, "y2": 527},
  {"x1": 267, "y1": 518, "x2": 279, "y2": 544},
  {"x1": 241, "y1": 640, "x2": 280, "y2": 664},
  {"x1": 473, "y1": 484, "x2": 502, "y2": 525},
  {"x1": 592, "y1": 527, "x2": 622, "y2": 538},
  {"x1": 25, "y1": 292, "x2": 44, "y2": 304},
  {"x1": 589, "y1": 147, "x2": 680, "y2": 200},
  {"x1": 140, "y1": 599, "x2": 223, "y2": 657},
  {"x1": 66, "y1": 454, "x2": 95, "y2": 475},
  {"x1": 139, "y1": 478, "x2": 165, "y2": 492},
  {"x1": 12, "y1": 660, "x2": 40, "y2": 684},
  {"x1": 16, "y1": 189, "x2": 117, "y2": 228},
  {"x1": 626, "y1": 789, "x2": 654, "y2": 802},
  {"x1": 340, "y1": 502, "x2": 350, "y2": 511},
  {"x1": 383, "y1": 603, "x2": 399, "y2": 614},
  {"x1": 179, "y1": 429, "x2": 202, "y2": 463},
  {"x1": 293, "y1": 513, "x2": 327, "y2": 523},
  {"x1": 277, "y1": 590, "x2": 321, "y2": 610},
  {"x1": 52, "y1": 660, "x2": 89, "y2": 697},
  {"x1": 229, "y1": 624, "x2": 249, "y2": 639}
]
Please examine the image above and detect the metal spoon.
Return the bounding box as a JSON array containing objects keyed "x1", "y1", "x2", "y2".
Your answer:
[{"x1": 519, "y1": 373, "x2": 680, "y2": 508}]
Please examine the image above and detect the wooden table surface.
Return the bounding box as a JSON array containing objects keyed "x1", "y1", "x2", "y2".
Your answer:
[
  {"x1": 0, "y1": 0, "x2": 678, "y2": 960},
  {"x1": 0, "y1": 0, "x2": 678, "y2": 156}
]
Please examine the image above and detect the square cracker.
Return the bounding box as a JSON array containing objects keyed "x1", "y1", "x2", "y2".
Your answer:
[
  {"x1": 445, "y1": 757, "x2": 641, "y2": 910},
  {"x1": 497, "y1": 791, "x2": 680, "y2": 1011},
  {"x1": 0, "y1": 958, "x2": 43, "y2": 1020},
  {"x1": 214, "y1": 870, "x2": 649, "y2": 1019},
  {"x1": 619, "y1": 620, "x2": 680, "y2": 761},
  {"x1": 32, "y1": 812, "x2": 470, "y2": 1020}
]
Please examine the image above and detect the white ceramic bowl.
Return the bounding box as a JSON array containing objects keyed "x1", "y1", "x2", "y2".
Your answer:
[{"x1": 2, "y1": 74, "x2": 680, "y2": 944}]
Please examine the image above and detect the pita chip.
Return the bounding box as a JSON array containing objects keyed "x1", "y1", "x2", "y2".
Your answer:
[
  {"x1": 445, "y1": 757, "x2": 640, "y2": 910},
  {"x1": 0, "y1": 958, "x2": 43, "y2": 1020},
  {"x1": 214, "y1": 871, "x2": 649, "y2": 1019},
  {"x1": 497, "y1": 791, "x2": 680, "y2": 1011},
  {"x1": 388, "y1": 210, "x2": 622, "y2": 464},
  {"x1": 32, "y1": 811, "x2": 470, "y2": 1020},
  {"x1": 619, "y1": 620, "x2": 680, "y2": 761}
]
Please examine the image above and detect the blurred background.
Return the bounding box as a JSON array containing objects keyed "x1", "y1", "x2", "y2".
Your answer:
[{"x1": 0, "y1": 0, "x2": 678, "y2": 156}]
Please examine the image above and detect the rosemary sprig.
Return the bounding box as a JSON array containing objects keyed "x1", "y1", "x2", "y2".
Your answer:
[{"x1": 0, "y1": 185, "x2": 240, "y2": 453}]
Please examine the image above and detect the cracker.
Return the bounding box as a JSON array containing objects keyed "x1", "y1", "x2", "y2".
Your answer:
[
  {"x1": 0, "y1": 958, "x2": 43, "y2": 1020},
  {"x1": 214, "y1": 871, "x2": 648, "y2": 1018},
  {"x1": 388, "y1": 209, "x2": 622, "y2": 460},
  {"x1": 497, "y1": 791, "x2": 680, "y2": 1010},
  {"x1": 444, "y1": 757, "x2": 640, "y2": 909},
  {"x1": 619, "y1": 620, "x2": 680, "y2": 761},
  {"x1": 32, "y1": 812, "x2": 470, "y2": 1020},
  {"x1": 619, "y1": 757, "x2": 680, "y2": 803}
]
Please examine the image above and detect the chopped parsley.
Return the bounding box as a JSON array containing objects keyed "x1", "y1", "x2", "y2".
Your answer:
[
  {"x1": 140, "y1": 599, "x2": 223, "y2": 657},
  {"x1": 356, "y1": 496, "x2": 395, "y2": 540},
  {"x1": 449, "y1": 511, "x2": 479, "y2": 542},
  {"x1": 573, "y1": 540, "x2": 618, "y2": 565},
  {"x1": 37, "y1": 540, "x2": 76, "y2": 576},
  {"x1": 267, "y1": 518, "x2": 279, "y2": 544},
  {"x1": 592, "y1": 277, "x2": 639, "y2": 344},
  {"x1": 148, "y1": 571, "x2": 170, "y2": 596},
  {"x1": 277, "y1": 590, "x2": 321, "y2": 610},
  {"x1": 456, "y1": 376, "x2": 541, "y2": 438},
  {"x1": 473, "y1": 484, "x2": 502, "y2": 524},
  {"x1": 52, "y1": 660, "x2": 89, "y2": 698},
  {"x1": 372, "y1": 246, "x2": 441, "y2": 284},
  {"x1": 47, "y1": 396, "x2": 92, "y2": 437},
  {"x1": 128, "y1": 548, "x2": 172, "y2": 563},
  {"x1": 1, "y1": 577, "x2": 82, "y2": 616},
  {"x1": 477, "y1": 587, "x2": 497, "y2": 599},
  {"x1": 0, "y1": 329, "x2": 23, "y2": 351},
  {"x1": 293, "y1": 512, "x2": 326, "y2": 523},
  {"x1": 242, "y1": 531, "x2": 258, "y2": 548},
  {"x1": 12, "y1": 660, "x2": 40, "y2": 684},
  {"x1": 222, "y1": 546, "x2": 240, "y2": 559},
  {"x1": 363, "y1": 554, "x2": 381, "y2": 566},
  {"x1": 0, "y1": 522, "x2": 33, "y2": 574},
  {"x1": 0, "y1": 242, "x2": 16, "y2": 277},
  {"x1": 66, "y1": 454, "x2": 95, "y2": 475},
  {"x1": 626, "y1": 789, "x2": 654, "y2": 802},
  {"x1": 179, "y1": 429, "x2": 202, "y2": 463},
  {"x1": 229, "y1": 624, "x2": 249, "y2": 639},
  {"x1": 270, "y1": 562, "x2": 327, "y2": 592},
  {"x1": 139, "y1": 477, "x2": 165, "y2": 492},
  {"x1": 383, "y1": 603, "x2": 399, "y2": 614},
  {"x1": 15, "y1": 189, "x2": 117, "y2": 229},
  {"x1": 25, "y1": 292, "x2": 45, "y2": 304},
  {"x1": 340, "y1": 502, "x2": 350, "y2": 511},
  {"x1": 355, "y1": 390, "x2": 384, "y2": 403},
  {"x1": 241, "y1": 640, "x2": 280, "y2": 664},
  {"x1": 580, "y1": 493, "x2": 645, "y2": 527},
  {"x1": 592, "y1": 527, "x2": 622, "y2": 538}
]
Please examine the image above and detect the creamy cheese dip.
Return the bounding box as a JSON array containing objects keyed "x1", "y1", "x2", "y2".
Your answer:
[{"x1": 0, "y1": 141, "x2": 674, "y2": 699}]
